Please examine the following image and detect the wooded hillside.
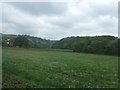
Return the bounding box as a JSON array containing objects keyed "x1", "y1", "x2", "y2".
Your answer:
[
  {"x1": 2, "y1": 34, "x2": 119, "y2": 56},
  {"x1": 52, "y1": 36, "x2": 119, "y2": 56}
]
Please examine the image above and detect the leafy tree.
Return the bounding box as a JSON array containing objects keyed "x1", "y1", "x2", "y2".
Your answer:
[
  {"x1": 14, "y1": 36, "x2": 29, "y2": 48},
  {"x1": 52, "y1": 36, "x2": 119, "y2": 56}
]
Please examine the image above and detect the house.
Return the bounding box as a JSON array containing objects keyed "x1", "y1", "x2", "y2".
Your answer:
[{"x1": 7, "y1": 39, "x2": 14, "y2": 47}]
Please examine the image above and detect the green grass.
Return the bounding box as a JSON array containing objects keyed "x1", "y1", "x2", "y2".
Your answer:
[
  {"x1": 0, "y1": 46, "x2": 2, "y2": 89},
  {"x1": 2, "y1": 47, "x2": 118, "y2": 88}
]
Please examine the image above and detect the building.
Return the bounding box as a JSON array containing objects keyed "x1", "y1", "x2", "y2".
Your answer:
[{"x1": 7, "y1": 39, "x2": 14, "y2": 47}]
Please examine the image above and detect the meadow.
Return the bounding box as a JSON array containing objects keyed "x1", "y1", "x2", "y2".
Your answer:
[{"x1": 2, "y1": 47, "x2": 118, "y2": 88}]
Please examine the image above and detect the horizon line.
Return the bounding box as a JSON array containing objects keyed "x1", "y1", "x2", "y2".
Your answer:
[{"x1": 1, "y1": 33, "x2": 118, "y2": 40}]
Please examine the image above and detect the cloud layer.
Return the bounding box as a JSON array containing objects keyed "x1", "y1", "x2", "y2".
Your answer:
[{"x1": 1, "y1": 0, "x2": 118, "y2": 40}]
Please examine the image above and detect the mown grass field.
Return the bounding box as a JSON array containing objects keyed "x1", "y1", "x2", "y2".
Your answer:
[{"x1": 2, "y1": 47, "x2": 118, "y2": 88}]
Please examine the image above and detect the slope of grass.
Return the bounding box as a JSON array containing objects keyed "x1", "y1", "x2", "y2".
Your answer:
[
  {"x1": 0, "y1": 46, "x2": 2, "y2": 89},
  {"x1": 2, "y1": 47, "x2": 118, "y2": 88}
]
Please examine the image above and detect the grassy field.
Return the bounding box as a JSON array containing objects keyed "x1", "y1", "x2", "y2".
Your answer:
[
  {"x1": 2, "y1": 47, "x2": 118, "y2": 88},
  {"x1": 0, "y1": 46, "x2": 2, "y2": 89}
]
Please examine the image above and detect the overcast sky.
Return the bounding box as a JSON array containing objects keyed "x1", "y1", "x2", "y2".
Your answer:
[{"x1": 1, "y1": 0, "x2": 118, "y2": 40}]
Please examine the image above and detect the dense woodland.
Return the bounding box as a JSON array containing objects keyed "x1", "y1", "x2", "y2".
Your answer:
[
  {"x1": 52, "y1": 36, "x2": 119, "y2": 56},
  {"x1": 2, "y1": 34, "x2": 55, "y2": 48},
  {"x1": 1, "y1": 34, "x2": 119, "y2": 56}
]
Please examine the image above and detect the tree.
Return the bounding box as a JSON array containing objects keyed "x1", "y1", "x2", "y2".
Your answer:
[
  {"x1": 14, "y1": 36, "x2": 29, "y2": 48},
  {"x1": 52, "y1": 36, "x2": 119, "y2": 56}
]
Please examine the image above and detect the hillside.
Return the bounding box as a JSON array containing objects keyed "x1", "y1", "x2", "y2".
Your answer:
[
  {"x1": 2, "y1": 34, "x2": 119, "y2": 55},
  {"x1": 52, "y1": 36, "x2": 119, "y2": 55},
  {"x1": 2, "y1": 34, "x2": 56, "y2": 48}
]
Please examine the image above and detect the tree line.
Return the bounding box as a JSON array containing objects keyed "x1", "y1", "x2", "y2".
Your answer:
[
  {"x1": 2, "y1": 35, "x2": 55, "y2": 48},
  {"x1": 52, "y1": 36, "x2": 119, "y2": 56},
  {"x1": 2, "y1": 34, "x2": 119, "y2": 56}
]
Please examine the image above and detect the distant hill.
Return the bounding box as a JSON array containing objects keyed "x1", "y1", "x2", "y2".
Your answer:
[
  {"x1": 2, "y1": 34, "x2": 56, "y2": 48},
  {"x1": 2, "y1": 34, "x2": 119, "y2": 55},
  {"x1": 52, "y1": 35, "x2": 119, "y2": 55}
]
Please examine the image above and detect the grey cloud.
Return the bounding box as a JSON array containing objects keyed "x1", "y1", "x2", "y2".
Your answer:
[
  {"x1": 90, "y1": 4, "x2": 117, "y2": 18},
  {"x1": 2, "y1": 1, "x2": 118, "y2": 40},
  {"x1": 3, "y1": 22, "x2": 38, "y2": 35},
  {"x1": 116, "y1": 1, "x2": 119, "y2": 37},
  {"x1": 7, "y1": 2, "x2": 68, "y2": 15}
]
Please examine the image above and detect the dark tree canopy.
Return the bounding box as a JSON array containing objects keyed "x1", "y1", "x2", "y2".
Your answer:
[
  {"x1": 2, "y1": 34, "x2": 56, "y2": 48},
  {"x1": 52, "y1": 36, "x2": 119, "y2": 56},
  {"x1": 2, "y1": 34, "x2": 119, "y2": 56},
  {"x1": 14, "y1": 36, "x2": 29, "y2": 48}
]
